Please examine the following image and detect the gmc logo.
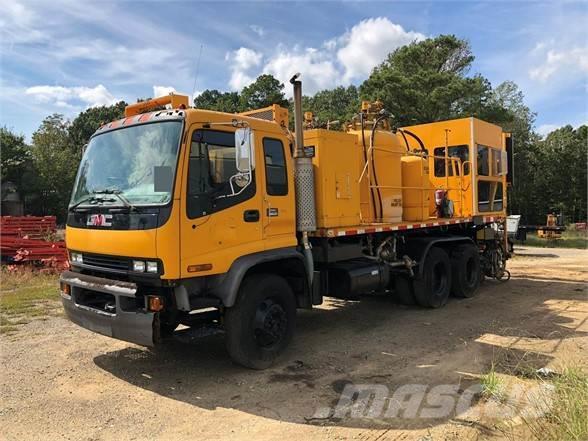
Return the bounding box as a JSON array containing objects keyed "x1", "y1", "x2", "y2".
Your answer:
[{"x1": 87, "y1": 214, "x2": 113, "y2": 227}]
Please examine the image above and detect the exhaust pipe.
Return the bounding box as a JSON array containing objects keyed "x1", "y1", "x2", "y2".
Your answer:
[{"x1": 290, "y1": 73, "x2": 317, "y2": 287}]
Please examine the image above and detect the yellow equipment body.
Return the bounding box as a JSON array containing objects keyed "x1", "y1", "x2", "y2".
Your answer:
[{"x1": 60, "y1": 91, "x2": 512, "y2": 369}]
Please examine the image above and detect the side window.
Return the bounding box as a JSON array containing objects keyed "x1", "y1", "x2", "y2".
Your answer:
[
  {"x1": 187, "y1": 129, "x2": 255, "y2": 218},
  {"x1": 448, "y1": 145, "x2": 470, "y2": 176},
  {"x1": 478, "y1": 181, "x2": 490, "y2": 212},
  {"x1": 493, "y1": 182, "x2": 504, "y2": 211},
  {"x1": 491, "y1": 149, "x2": 505, "y2": 176},
  {"x1": 263, "y1": 138, "x2": 288, "y2": 196},
  {"x1": 434, "y1": 145, "x2": 470, "y2": 177},
  {"x1": 478, "y1": 181, "x2": 504, "y2": 212},
  {"x1": 434, "y1": 147, "x2": 446, "y2": 177},
  {"x1": 477, "y1": 145, "x2": 489, "y2": 176}
]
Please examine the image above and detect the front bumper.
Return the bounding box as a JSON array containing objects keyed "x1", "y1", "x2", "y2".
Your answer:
[{"x1": 60, "y1": 271, "x2": 157, "y2": 347}]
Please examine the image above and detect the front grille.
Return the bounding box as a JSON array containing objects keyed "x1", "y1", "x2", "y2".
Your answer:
[{"x1": 82, "y1": 253, "x2": 130, "y2": 271}]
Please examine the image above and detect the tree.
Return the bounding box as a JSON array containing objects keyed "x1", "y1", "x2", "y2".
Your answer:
[
  {"x1": 239, "y1": 74, "x2": 288, "y2": 111},
  {"x1": 68, "y1": 101, "x2": 127, "y2": 153},
  {"x1": 194, "y1": 90, "x2": 241, "y2": 113},
  {"x1": 360, "y1": 35, "x2": 493, "y2": 126},
  {"x1": 300, "y1": 85, "x2": 361, "y2": 128},
  {"x1": 0, "y1": 127, "x2": 31, "y2": 185},
  {"x1": 30, "y1": 114, "x2": 79, "y2": 219}
]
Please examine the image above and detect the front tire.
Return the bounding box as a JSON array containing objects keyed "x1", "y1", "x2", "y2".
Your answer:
[{"x1": 224, "y1": 274, "x2": 296, "y2": 369}]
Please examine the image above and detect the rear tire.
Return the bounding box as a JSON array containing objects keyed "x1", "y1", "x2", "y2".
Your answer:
[
  {"x1": 451, "y1": 244, "x2": 481, "y2": 298},
  {"x1": 224, "y1": 274, "x2": 296, "y2": 369},
  {"x1": 414, "y1": 247, "x2": 452, "y2": 308}
]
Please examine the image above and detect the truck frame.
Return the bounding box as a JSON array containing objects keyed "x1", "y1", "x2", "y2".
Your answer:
[{"x1": 60, "y1": 76, "x2": 512, "y2": 369}]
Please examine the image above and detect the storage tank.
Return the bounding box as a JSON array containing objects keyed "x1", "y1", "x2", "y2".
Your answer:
[
  {"x1": 401, "y1": 155, "x2": 430, "y2": 221},
  {"x1": 347, "y1": 128, "x2": 405, "y2": 223}
]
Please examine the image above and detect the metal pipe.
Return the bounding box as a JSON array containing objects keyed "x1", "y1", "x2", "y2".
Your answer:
[{"x1": 290, "y1": 73, "x2": 305, "y2": 159}]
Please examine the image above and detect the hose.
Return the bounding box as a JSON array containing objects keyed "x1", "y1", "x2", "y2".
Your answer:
[
  {"x1": 370, "y1": 114, "x2": 389, "y2": 220},
  {"x1": 360, "y1": 113, "x2": 378, "y2": 220},
  {"x1": 399, "y1": 129, "x2": 428, "y2": 155}
]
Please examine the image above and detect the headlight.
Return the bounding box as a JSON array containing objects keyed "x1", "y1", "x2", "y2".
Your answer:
[
  {"x1": 133, "y1": 260, "x2": 146, "y2": 272},
  {"x1": 146, "y1": 261, "x2": 158, "y2": 273},
  {"x1": 70, "y1": 252, "x2": 83, "y2": 264}
]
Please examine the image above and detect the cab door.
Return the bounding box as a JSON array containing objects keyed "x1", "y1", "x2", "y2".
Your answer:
[
  {"x1": 179, "y1": 125, "x2": 263, "y2": 278},
  {"x1": 259, "y1": 135, "x2": 296, "y2": 250}
]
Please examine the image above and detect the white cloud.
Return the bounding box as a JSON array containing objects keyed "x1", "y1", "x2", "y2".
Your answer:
[
  {"x1": 25, "y1": 84, "x2": 117, "y2": 108},
  {"x1": 153, "y1": 86, "x2": 176, "y2": 98},
  {"x1": 529, "y1": 47, "x2": 588, "y2": 82},
  {"x1": 0, "y1": 0, "x2": 45, "y2": 45},
  {"x1": 337, "y1": 17, "x2": 425, "y2": 82},
  {"x1": 226, "y1": 17, "x2": 425, "y2": 96},
  {"x1": 536, "y1": 124, "x2": 559, "y2": 137},
  {"x1": 263, "y1": 47, "x2": 339, "y2": 95},
  {"x1": 226, "y1": 47, "x2": 263, "y2": 90},
  {"x1": 250, "y1": 25, "x2": 264, "y2": 37}
]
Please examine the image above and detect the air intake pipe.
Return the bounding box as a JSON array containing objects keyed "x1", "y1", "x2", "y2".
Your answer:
[{"x1": 290, "y1": 73, "x2": 317, "y2": 288}]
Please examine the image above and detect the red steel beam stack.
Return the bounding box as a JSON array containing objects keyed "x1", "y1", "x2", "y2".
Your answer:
[{"x1": 1, "y1": 216, "x2": 68, "y2": 271}]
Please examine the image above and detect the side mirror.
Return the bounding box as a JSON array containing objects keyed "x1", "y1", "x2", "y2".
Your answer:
[{"x1": 235, "y1": 128, "x2": 255, "y2": 173}]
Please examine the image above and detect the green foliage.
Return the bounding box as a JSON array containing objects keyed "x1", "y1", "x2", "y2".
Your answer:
[
  {"x1": 68, "y1": 101, "x2": 126, "y2": 152},
  {"x1": 360, "y1": 35, "x2": 493, "y2": 126},
  {"x1": 239, "y1": 74, "x2": 288, "y2": 110},
  {"x1": 194, "y1": 90, "x2": 241, "y2": 113},
  {"x1": 30, "y1": 114, "x2": 79, "y2": 220},
  {"x1": 0, "y1": 127, "x2": 31, "y2": 184},
  {"x1": 301, "y1": 85, "x2": 361, "y2": 128},
  {"x1": 194, "y1": 74, "x2": 287, "y2": 113}
]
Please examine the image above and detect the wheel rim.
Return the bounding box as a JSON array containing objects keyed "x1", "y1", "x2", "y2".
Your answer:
[
  {"x1": 253, "y1": 298, "x2": 288, "y2": 348},
  {"x1": 432, "y1": 262, "x2": 448, "y2": 296}
]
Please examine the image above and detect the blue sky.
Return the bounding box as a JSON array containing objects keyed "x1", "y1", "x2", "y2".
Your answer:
[{"x1": 1, "y1": 0, "x2": 587, "y2": 140}]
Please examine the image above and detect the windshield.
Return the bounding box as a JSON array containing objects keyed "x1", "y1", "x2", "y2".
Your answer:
[{"x1": 70, "y1": 121, "x2": 183, "y2": 207}]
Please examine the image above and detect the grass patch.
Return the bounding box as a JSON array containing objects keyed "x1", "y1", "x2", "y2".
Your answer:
[
  {"x1": 521, "y1": 229, "x2": 588, "y2": 249},
  {"x1": 521, "y1": 367, "x2": 588, "y2": 441},
  {"x1": 481, "y1": 362, "x2": 505, "y2": 400},
  {"x1": 0, "y1": 269, "x2": 60, "y2": 334}
]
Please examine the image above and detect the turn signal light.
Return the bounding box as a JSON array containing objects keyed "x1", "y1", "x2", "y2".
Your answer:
[
  {"x1": 147, "y1": 295, "x2": 164, "y2": 312},
  {"x1": 187, "y1": 263, "x2": 212, "y2": 273},
  {"x1": 60, "y1": 282, "x2": 71, "y2": 296}
]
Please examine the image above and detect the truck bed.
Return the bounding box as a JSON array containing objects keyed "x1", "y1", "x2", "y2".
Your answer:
[{"x1": 310, "y1": 215, "x2": 502, "y2": 238}]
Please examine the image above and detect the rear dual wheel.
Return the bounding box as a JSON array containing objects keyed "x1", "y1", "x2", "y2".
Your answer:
[
  {"x1": 450, "y1": 244, "x2": 481, "y2": 298},
  {"x1": 413, "y1": 247, "x2": 452, "y2": 308}
]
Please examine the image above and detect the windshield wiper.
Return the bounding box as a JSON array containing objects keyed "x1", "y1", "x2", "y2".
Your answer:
[
  {"x1": 69, "y1": 189, "x2": 138, "y2": 212},
  {"x1": 69, "y1": 195, "x2": 114, "y2": 211},
  {"x1": 93, "y1": 189, "x2": 138, "y2": 212}
]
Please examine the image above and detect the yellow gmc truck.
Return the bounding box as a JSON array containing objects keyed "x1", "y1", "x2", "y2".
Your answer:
[{"x1": 60, "y1": 76, "x2": 512, "y2": 368}]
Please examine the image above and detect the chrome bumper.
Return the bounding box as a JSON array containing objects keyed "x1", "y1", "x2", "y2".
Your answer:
[{"x1": 60, "y1": 270, "x2": 157, "y2": 347}]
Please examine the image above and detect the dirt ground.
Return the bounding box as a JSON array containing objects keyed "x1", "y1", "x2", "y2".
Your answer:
[{"x1": 1, "y1": 247, "x2": 587, "y2": 441}]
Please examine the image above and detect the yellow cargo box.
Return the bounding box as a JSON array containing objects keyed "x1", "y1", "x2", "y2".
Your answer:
[{"x1": 306, "y1": 129, "x2": 361, "y2": 228}]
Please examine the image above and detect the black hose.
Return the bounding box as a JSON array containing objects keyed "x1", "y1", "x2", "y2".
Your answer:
[
  {"x1": 399, "y1": 129, "x2": 411, "y2": 152},
  {"x1": 370, "y1": 115, "x2": 387, "y2": 220},
  {"x1": 360, "y1": 113, "x2": 378, "y2": 220},
  {"x1": 399, "y1": 129, "x2": 428, "y2": 155}
]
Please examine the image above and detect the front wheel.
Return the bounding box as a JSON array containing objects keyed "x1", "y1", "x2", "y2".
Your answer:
[{"x1": 224, "y1": 274, "x2": 296, "y2": 369}]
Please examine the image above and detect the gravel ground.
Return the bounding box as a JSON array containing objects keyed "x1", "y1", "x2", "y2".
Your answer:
[{"x1": 1, "y1": 247, "x2": 587, "y2": 440}]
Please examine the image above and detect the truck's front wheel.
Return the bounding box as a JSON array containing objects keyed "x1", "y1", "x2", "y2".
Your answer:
[{"x1": 224, "y1": 274, "x2": 296, "y2": 369}]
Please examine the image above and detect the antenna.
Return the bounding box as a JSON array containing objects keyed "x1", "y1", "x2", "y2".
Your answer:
[{"x1": 191, "y1": 44, "x2": 204, "y2": 104}]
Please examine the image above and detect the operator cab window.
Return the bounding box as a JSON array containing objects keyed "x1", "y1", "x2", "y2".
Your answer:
[
  {"x1": 433, "y1": 145, "x2": 470, "y2": 177},
  {"x1": 263, "y1": 138, "x2": 288, "y2": 196},
  {"x1": 477, "y1": 145, "x2": 490, "y2": 176},
  {"x1": 187, "y1": 129, "x2": 255, "y2": 218}
]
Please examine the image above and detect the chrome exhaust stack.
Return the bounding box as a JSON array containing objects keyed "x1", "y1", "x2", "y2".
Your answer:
[{"x1": 290, "y1": 73, "x2": 316, "y2": 287}]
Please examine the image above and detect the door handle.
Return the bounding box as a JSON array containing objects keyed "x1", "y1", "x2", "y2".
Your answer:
[{"x1": 243, "y1": 209, "x2": 260, "y2": 222}]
